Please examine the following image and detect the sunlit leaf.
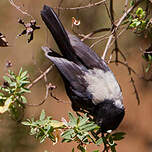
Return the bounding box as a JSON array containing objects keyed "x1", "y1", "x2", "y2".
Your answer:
[
  {"x1": 50, "y1": 120, "x2": 65, "y2": 128},
  {"x1": 40, "y1": 109, "x2": 45, "y2": 120}
]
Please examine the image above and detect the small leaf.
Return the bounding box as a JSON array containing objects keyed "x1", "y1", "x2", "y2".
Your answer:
[
  {"x1": 20, "y1": 70, "x2": 28, "y2": 79},
  {"x1": 3, "y1": 76, "x2": 12, "y2": 84},
  {"x1": 19, "y1": 67, "x2": 23, "y2": 76},
  {"x1": 40, "y1": 109, "x2": 45, "y2": 120},
  {"x1": 0, "y1": 97, "x2": 13, "y2": 113},
  {"x1": 112, "y1": 132, "x2": 126, "y2": 141},
  {"x1": 78, "y1": 114, "x2": 89, "y2": 127},
  {"x1": 79, "y1": 123, "x2": 99, "y2": 132},
  {"x1": 20, "y1": 96, "x2": 27, "y2": 103},
  {"x1": 20, "y1": 87, "x2": 31, "y2": 93},
  {"x1": 136, "y1": 7, "x2": 143, "y2": 16},
  {"x1": 50, "y1": 120, "x2": 64, "y2": 128},
  {"x1": 77, "y1": 145, "x2": 86, "y2": 152},
  {"x1": 130, "y1": 0, "x2": 135, "y2": 6},
  {"x1": 68, "y1": 112, "x2": 77, "y2": 127},
  {"x1": 61, "y1": 129, "x2": 75, "y2": 140},
  {"x1": 22, "y1": 121, "x2": 31, "y2": 126},
  {"x1": 96, "y1": 137, "x2": 103, "y2": 145}
]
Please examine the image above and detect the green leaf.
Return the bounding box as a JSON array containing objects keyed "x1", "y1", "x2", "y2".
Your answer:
[
  {"x1": 49, "y1": 120, "x2": 64, "y2": 128},
  {"x1": 146, "y1": 63, "x2": 151, "y2": 72},
  {"x1": 112, "y1": 132, "x2": 126, "y2": 141},
  {"x1": 72, "y1": 148, "x2": 75, "y2": 152},
  {"x1": 68, "y1": 112, "x2": 77, "y2": 127},
  {"x1": 20, "y1": 80, "x2": 30, "y2": 85},
  {"x1": 20, "y1": 96, "x2": 27, "y2": 103},
  {"x1": 96, "y1": 137, "x2": 103, "y2": 145},
  {"x1": 3, "y1": 76, "x2": 12, "y2": 84},
  {"x1": 130, "y1": 0, "x2": 134, "y2": 6},
  {"x1": 22, "y1": 121, "x2": 31, "y2": 126},
  {"x1": 136, "y1": 7, "x2": 143, "y2": 16},
  {"x1": 79, "y1": 123, "x2": 99, "y2": 132},
  {"x1": 20, "y1": 87, "x2": 31, "y2": 93},
  {"x1": 0, "y1": 93, "x2": 4, "y2": 96},
  {"x1": 9, "y1": 82, "x2": 17, "y2": 87},
  {"x1": 19, "y1": 67, "x2": 23, "y2": 76},
  {"x1": 61, "y1": 129, "x2": 75, "y2": 140},
  {"x1": 77, "y1": 145, "x2": 86, "y2": 152},
  {"x1": 78, "y1": 114, "x2": 89, "y2": 127},
  {"x1": 110, "y1": 144, "x2": 117, "y2": 152},
  {"x1": 40, "y1": 135, "x2": 47, "y2": 143},
  {"x1": 92, "y1": 150, "x2": 99, "y2": 152},
  {"x1": 40, "y1": 109, "x2": 45, "y2": 121},
  {"x1": 148, "y1": 54, "x2": 152, "y2": 61},
  {"x1": 20, "y1": 70, "x2": 28, "y2": 79}
]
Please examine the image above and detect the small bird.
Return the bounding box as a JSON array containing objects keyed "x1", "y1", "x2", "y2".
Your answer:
[{"x1": 41, "y1": 5, "x2": 125, "y2": 133}]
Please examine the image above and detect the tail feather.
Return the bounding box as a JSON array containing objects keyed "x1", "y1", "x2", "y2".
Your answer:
[
  {"x1": 41, "y1": 5, "x2": 78, "y2": 62},
  {"x1": 41, "y1": 5, "x2": 109, "y2": 71}
]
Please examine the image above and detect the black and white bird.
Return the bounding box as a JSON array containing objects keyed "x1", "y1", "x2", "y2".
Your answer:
[{"x1": 41, "y1": 5, "x2": 125, "y2": 133}]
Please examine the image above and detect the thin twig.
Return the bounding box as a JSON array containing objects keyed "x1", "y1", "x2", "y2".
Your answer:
[
  {"x1": 57, "y1": 0, "x2": 64, "y2": 17},
  {"x1": 54, "y1": 0, "x2": 106, "y2": 10},
  {"x1": 102, "y1": 0, "x2": 144, "y2": 60},
  {"x1": 80, "y1": 28, "x2": 111, "y2": 41},
  {"x1": 110, "y1": 60, "x2": 141, "y2": 104},
  {"x1": 26, "y1": 84, "x2": 50, "y2": 107},
  {"x1": 128, "y1": 67, "x2": 140, "y2": 105},
  {"x1": 124, "y1": 0, "x2": 128, "y2": 14},
  {"x1": 90, "y1": 33, "x2": 110, "y2": 48},
  {"x1": 9, "y1": 0, "x2": 34, "y2": 19},
  {"x1": 27, "y1": 65, "x2": 53, "y2": 89},
  {"x1": 104, "y1": 2, "x2": 111, "y2": 21}
]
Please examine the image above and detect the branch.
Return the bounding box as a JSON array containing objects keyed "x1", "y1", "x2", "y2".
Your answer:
[
  {"x1": 8, "y1": 0, "x2": 34, "y2": 19},
  {"x1": 27, "y1": 65, "x2": 53, "y2": 89},
  {"x1": 110, "y1": 60, "x2": 141, "y2": 104},
  {"x1": 102, "y1": 0, "x2": 144, "y2": 60},
  {"x1": 80, "y1": 28, "x2": 111, "y2": 41},
  {"x1": 54, "y1": 0, "x2": 106, "y2": 10}
]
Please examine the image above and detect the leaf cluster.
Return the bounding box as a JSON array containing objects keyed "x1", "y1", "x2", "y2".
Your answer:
[
  {"x1": 127, "y1": 7, "x2": 149, "y2": 34},
  {"x1": 22, "y1": 111, "x2": 125, "y2": 152},
  {"x1": 22, "y1": 109, "x2": 64, "y2": 143},
  {"x1": 0, "y1": 68, "x2": 30, "y2": 119}
]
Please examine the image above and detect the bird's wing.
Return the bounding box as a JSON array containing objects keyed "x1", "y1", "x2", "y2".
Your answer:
[
  {"x1": 41, "y1": 5, "x2": 109, "y2": 71},
  {"x1": 42, "y1": 46, "x2": 91, "y2": 98},
  {"x1": 68, "y1": 32, "x2": 109, "y2": 71}
]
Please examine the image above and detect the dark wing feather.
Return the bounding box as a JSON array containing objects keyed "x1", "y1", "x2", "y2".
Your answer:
[
  {"x1": 42, "y1": 46, "x2": 89, "y2": 95},
  {"x1": 41, "y1": 5, "x2": 79, "y2": 63},
  {"x1": 68, "y1": 32, "x2": 109, "y2": 71}
]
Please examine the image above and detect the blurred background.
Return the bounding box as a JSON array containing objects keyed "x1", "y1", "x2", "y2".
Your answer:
[{"x1": 0, "y1": 0, "x2": 152, "y2": 151}]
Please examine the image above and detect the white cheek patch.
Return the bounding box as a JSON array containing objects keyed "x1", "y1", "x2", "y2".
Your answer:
[{"x1": 84, "y1": 68, "x2": 123, "y2": 108}]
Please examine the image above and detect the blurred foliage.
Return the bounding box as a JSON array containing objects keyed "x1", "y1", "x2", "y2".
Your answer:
[
  {"x1": 22, "y1": 110, "x2": 125, "y2": 152},
  {"x1": 0, "y1": 68, "x2": 30, "y2": 120}
]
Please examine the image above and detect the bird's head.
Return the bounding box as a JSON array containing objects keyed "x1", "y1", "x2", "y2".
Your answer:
[{"x1": 93, "y1": 99, "x2": 125, "y2": 133}]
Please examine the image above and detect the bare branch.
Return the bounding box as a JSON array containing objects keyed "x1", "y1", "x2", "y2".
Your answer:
[
  {"x1": 124, "y1": 0, "x2": 128, "y2": 13},
  {"x1": 80, "y1": 28, "x2": 111, "y2": 41},
  {"x1": 110, "y1": 60, "x2": 141, "y2": 104},
  {"x1": 54, "y1": 0, "x2": 106, "y2": 10},
  {"x1": 26, "y1": 84, "x2": 50, "y2": 107},
  {"x1": 27, "y1": 65, "x2": 53, "y2": 89},
  {"x1": 102, "y1": 0, "x2": 144, "y2": 60},
  {"x1": 9, "y1": 0, "x2": 34, "y2": 19}
]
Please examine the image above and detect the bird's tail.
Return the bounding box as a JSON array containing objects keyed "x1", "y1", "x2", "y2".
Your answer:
[{"x1": 41, "y1": 5, "x2": 78, "y2": 62}]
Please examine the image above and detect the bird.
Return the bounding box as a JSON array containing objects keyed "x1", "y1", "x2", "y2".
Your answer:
[{"x1": 41, "y1": 5, "x2": 125, "y2": 133}]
